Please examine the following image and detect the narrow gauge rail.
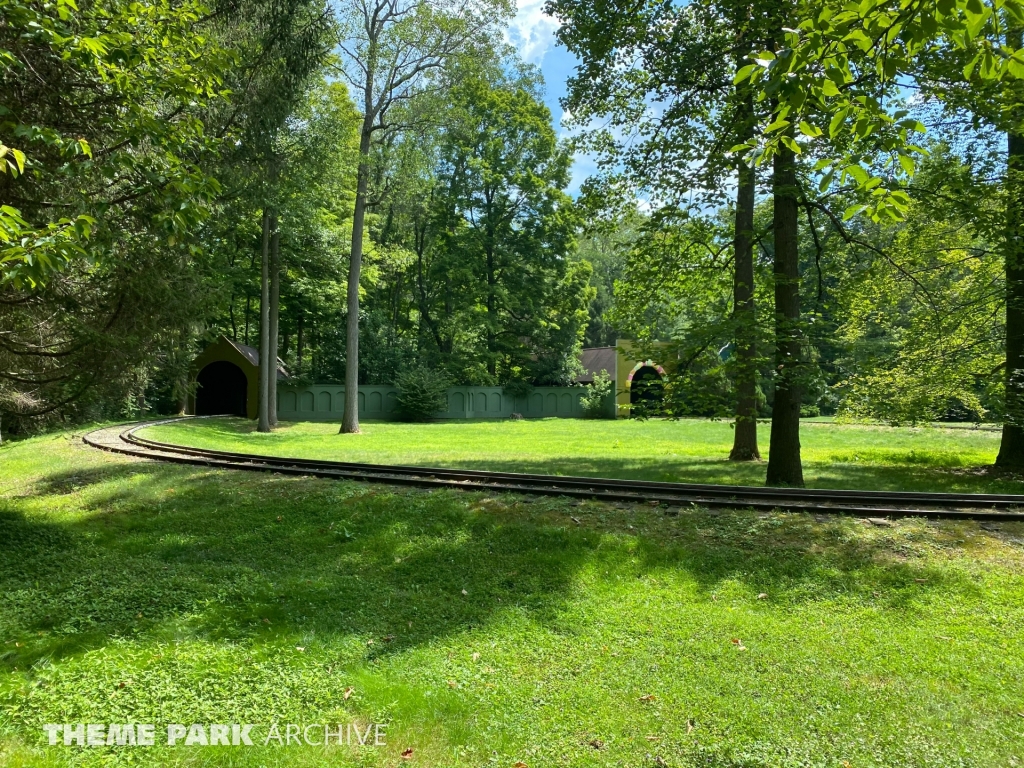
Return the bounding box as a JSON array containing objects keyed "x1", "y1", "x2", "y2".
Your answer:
[{"x1": 82, "y1": 418, "x2": 1024, "y2": 522}]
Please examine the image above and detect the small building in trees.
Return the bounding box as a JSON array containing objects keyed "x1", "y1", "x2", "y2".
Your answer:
[
  {"x1": 577, "y1": 340, "x2": 669, "y2": 417},
  {"x1": 188, "y1": 336, "x2": 286, "y2": 419}
]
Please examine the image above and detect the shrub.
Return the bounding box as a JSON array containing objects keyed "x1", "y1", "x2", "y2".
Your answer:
[
  {"x1": 395, "y1": 367, "x2": 450, "y2": 422},
  {"x1": 581, "y1": 370, "x2": 614, "y2": 419},
  {"x1": 502, "y1": 378, "x2": 533, "y2": 402}
]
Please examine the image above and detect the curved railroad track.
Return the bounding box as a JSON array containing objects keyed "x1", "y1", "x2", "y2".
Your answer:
[{"x1": 82, "y1": 417, "x2": 1024, "y2": 521}]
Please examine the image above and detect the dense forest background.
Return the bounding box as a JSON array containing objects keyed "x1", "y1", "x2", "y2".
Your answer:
[{"x1": 3, "y1": 0, "x2": 1024, "y2": 482}]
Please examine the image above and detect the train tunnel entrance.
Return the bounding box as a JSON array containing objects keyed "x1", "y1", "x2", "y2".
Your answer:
[
  {"x1": 195, "y1": 360, "x2": 248, "y2": 416},
  {"x1": 629, "y1": 365, "x2": 664, "y2": 415}
]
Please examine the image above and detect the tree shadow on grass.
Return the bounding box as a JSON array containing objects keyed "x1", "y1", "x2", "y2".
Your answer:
[
  {"x1": 140, "y1": 416, "x2": 1024, "y2": 493},
  {"x1": 28, "y1": 460, "x2": 171, "y2": 496},
  {"x1": 431, "y1": 456, "x2": 1024, "y2": 494},
  {"x1": 0, "y1": 458, "x2": 989, "y2": 674}
]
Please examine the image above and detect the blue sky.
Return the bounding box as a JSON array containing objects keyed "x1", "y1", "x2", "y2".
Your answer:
[{"x1": 505, "y1": 1, "x2": 594, "y2": 194}]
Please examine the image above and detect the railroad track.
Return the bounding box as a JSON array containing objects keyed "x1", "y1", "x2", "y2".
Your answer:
[{"x1": 82, "y1": 418, "x2": 1024, "y2": 521}]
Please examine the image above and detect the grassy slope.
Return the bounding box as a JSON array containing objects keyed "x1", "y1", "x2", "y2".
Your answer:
[
  {"x1": 141, "y1": 417, "x2": 1024, "y2": 494},
  {"x1": 1, "y1": 428, "x2": 1023, "y2": 767}
]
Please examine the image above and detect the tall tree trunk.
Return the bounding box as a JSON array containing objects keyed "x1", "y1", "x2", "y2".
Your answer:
[
  {"x1": 486, "y1": 245, "x2": 496, "y2": 379},
  {"x1": 998, "y1": 128, "x2": 1024, "y2": 464},
  {"x1": 175, "y1": 364, "x2": 188, "y2": 415},
  {"x1": 765, "y1": 139, "x2": 804, "y2": 486},
  {"x1": 257, "y1": 208, "x2": 272, "y2": 432},
  {"x1": 174, "y1": 327, "x2": 189, "y2": 415},
  {"x1": 730, "y1": 82, "x2": 761, "y2": 462},
  {"x1": 341, "y1": 121, "x2": 373, "y2": 434},
  {"x1": 997, "y1": 27, "x2": 1024, "y2": 465},
  {"x1": 268, "y1": 214, "x2": 281, "y2": 429}
]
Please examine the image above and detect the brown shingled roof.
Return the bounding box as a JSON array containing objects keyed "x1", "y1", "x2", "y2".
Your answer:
[
  {"x1": 576, "y1": 346, "x2": 616, "y2": 384},
  {"x1": 224, "y1": 337, "x2": 289, "y2": 380}
]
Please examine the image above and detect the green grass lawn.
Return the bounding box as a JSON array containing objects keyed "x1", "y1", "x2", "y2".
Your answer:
[
  {"x1": 1, "y1": 428, "x2": 1024, "y2": 767},
  {"x1": 141, "y1": 416, "x2": 1024, "y2": 494}
]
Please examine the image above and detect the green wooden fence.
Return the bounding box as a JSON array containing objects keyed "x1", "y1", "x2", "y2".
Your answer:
[{"x1": 276, "y1": 384, "x2": 615, "y2": 421}]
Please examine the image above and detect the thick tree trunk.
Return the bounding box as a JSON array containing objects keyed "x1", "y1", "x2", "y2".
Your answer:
[
  {"x1": 268, "y1": 214, "x2": 280, "y2": 429},
  {"x1": 341, "y1": 123, "x2": 373, "y2": 434},
  {"x1": 765, "y1": 140, "x2": 804, "y2": 486},
  {"x1": 998, "y1": 128, "x2": 1024, "y2": 465},
  {"x1": 730, "y1": 85, "x2": 761, "y2": 462},
  {"x1": 257, "y1": 208, "x2": 272, "y2": 432}
]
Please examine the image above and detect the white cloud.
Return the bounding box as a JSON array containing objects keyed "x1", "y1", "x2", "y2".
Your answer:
[
  {"x1": 506, "y1": 0, "x2": 559, "y2": 64},
  {"x1": 558, "y1": 108, "x2": 575, "y2": 138}
]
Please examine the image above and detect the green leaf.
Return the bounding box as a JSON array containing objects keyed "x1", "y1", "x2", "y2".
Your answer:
[
  {"x1": 799, "y1": 121, "x2": 822, "y2": 138},
  {"x1": 78, "y1": 37, "x2": 108, "y2": 56},
  {"x1": 980, "y1": 50, "x2": 998, "y2": 79},
  {"x1": 844, "y1": 164, "x2": 869, "y2": 185},
  {"x1": 733, "y1": 64, "x2": 758, "y2": 84},
  {"x1": 962, "y1": 52, "x2": 978, "y2": 81},
  {"x1": 829, "y1": 108, "x2": 850, "y2": 138},
  {"x1": 843, "y1": 204, "x2": 867, "y2": 220}
]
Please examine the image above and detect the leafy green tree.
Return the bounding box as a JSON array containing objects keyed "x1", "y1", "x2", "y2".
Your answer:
[
  {"x1": 0, "y1": 0, "x2": 232, "y2": 288},
  {"x1": 222, "y1": 0, "x2": 335, "y2": 432},
  {"x1": 551, "y1": 0, "x2": 823, "y2": 477},
  {"x1": 576, "y1": 210, "x2": 642, "y2": 348},
  {"x1": 331, "y1": 0, "x2": 512, "y2": 433},
  {"x1": 266, "y1": 79, "x2": 361, "y2": 421},
  {"x1": 550, "y1": 0, "x2": 781, "y2": 463},
  {"x1": 906, "y1": 20, "x2": 1024, "y2": 462},
  {"x1": 733, "y1": 0, "x2": 1024, "y2": 216},
  {"x1": 610, "y1": 211, "x2": 741, "y2": 419},
  {"x1": 0, "y1": 0, "x2": 338, "y2": 428},
  {"x1": 828, "y1": 149, "x2": 1003, "y2": 424},
  {"x1": 1, "y1": 0, "x2": 232, "y2": 425},
  {"x1": 437, "y1": 75, "x2": 589, "y2": 385}
]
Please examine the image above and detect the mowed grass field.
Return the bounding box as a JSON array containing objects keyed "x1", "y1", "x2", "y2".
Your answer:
[
  {"x1": 141, "y1": 416, "x2": 1024, "y2": 494},
  {"x1": 1, "y1": 425, "x2": 1024, "y2": 767}
]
